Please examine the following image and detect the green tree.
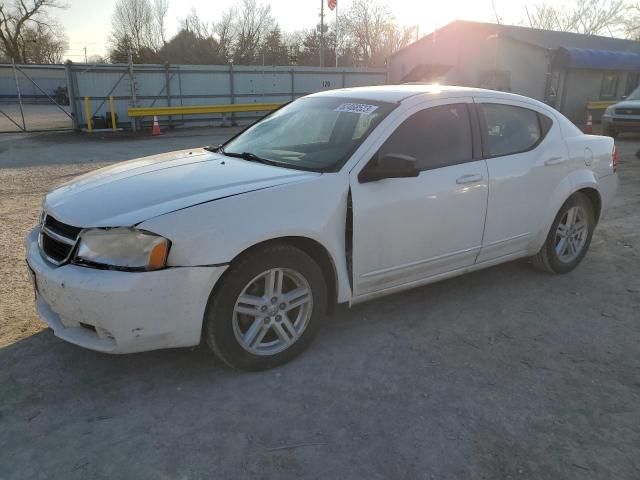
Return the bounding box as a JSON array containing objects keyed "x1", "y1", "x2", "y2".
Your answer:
[
  {"x1": 260, "y1": 27, "x2": 289, "y2": 65},
  {"x1": 158, "y1": 29, "x2": 225, "y2": 65}
]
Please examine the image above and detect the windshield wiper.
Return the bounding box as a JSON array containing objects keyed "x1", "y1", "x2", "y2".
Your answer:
[{"x1": 220, "y1": 150, "x2": 279, "y2": 166}]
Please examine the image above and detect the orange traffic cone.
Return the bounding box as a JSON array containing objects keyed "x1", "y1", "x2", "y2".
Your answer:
[
  {"x1": 151, "y1": 115, "x2": 161, "y2": 136},
  {"x1": 584, "y1": 111, "x2": 593, "y2": 134}
]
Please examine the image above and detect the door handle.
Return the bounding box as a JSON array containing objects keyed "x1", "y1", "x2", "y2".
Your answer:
[
  {"x1": 456, "y1": 174, "x2": 483, "y2": 184},
  {"x1": 544, "y1": 156, "x2": 566, "y2": 166}
]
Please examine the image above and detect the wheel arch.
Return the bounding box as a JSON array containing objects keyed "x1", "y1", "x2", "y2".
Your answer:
[
  {"x1": 534, "y1": 174, "x2": 603, "y2": 252},
  {"x1": 220, "y1": 236, "x2": 340, "y2": 314},
  {"x1": 576, "y1": 187, "x2": 602, "y2": 222}
]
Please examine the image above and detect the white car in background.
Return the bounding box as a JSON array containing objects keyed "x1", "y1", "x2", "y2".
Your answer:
[
  {"x1": 26, "y1": 85, "x2": 618, "y2": 370},
  {"x1": 602, "y1": 86, "x2": 640, "y2": 138}
]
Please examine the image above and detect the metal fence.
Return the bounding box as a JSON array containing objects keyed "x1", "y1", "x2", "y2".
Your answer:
[
  {"x1": 0, "y1": 64, "x2": 72, "y2": 132},
  {"x1": 0, "y1": 62, "x2": 387, "y2": 133}
]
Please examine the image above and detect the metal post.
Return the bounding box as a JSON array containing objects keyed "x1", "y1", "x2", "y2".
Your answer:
[
  {"x1": 177, "y1": 65, "x2": 184, "y2": 123},
  {"x1": 11, "y1": 59, "x2": 26, "y2": 131},
  {"x1": 64, "y1": 61, "x2": 79, "y2": 130},
  {"x1": 128, "y1": 50, "x2": 137, "y2": 132},
  {"x1": 109, "y1": 96, "x2": 117, "y2": 131},
  {"x1": 229, "y1": 63, "x2": 236, "y2": 126},
  {"x1": 290, "y1": 69, "x2": 295, "y2": 101},
  {"x1": 320, "y1": 0, "x2": 325, "y2": 68},
  {"x1": 335, "y1": 1, "x2": 339, "y2": 68},
  {"x1": 84, "y1": 96, "x2": 92, "y2": 133},
  {"x1": 165, "y1": 62, "x2": 172, "y2": 128}
]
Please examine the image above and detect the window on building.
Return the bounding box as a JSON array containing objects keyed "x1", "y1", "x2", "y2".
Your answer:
[
  {"x1": 625, "y1": 73, "x2": 640, "y2": 97},
  {"x1": 600, "y1": 72, "x2": 619, "y2": 99},
  {"x1": 481, "y1": 104, "x2": 543, "y2": 157},
  {"x1": 378, "y1": 104, "x2": 473, "y2": 171}
]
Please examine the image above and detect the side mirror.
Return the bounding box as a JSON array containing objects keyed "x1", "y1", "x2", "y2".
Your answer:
[
  {"x1": 621, "y1": 95, "x2": 627, "y2": 100},
  {"x1": 359, "y1": 152, "x2": 420, "y2": 183}
]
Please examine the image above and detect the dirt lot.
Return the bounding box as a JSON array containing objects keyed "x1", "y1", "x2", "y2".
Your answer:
[{"x1": 1, "y1": 128, "x2": 639, "y2": 479}]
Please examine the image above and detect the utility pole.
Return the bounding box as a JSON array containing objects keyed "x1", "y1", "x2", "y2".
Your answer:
[
  {"x1": 84, "y1": 46, "x2": 87, "y2": 63},
  {"x1": 320, "y1": 0, "x2": 324, "y2": 68}
]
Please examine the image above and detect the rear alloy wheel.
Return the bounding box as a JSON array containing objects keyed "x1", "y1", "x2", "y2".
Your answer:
[
  {"x1": 532, "y1": 193, "x2": 595, "y2": 274},
  {"x1": 204, "y1": 244, "x2": 327, "y2": 370}
]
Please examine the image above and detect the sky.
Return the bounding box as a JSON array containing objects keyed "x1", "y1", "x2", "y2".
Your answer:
[{"x1": 60, "y1": 0, "x2": 550, "y2": 60}]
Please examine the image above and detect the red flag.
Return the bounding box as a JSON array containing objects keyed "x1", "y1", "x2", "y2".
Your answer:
[{"x1": 328, "y1": 0, "x2": 337, "y2": 11}]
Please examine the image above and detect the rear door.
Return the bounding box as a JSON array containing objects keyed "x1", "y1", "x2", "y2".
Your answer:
[{"x1": 474, "y1": 98, "x2": 569, "y2": 263}]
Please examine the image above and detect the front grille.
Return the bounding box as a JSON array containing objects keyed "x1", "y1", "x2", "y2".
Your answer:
[
  {"x1": 40, "y1": 214, "x2": 81, "y2": 265},
  {"x1": 44, "y1": 215, "x2": 82, "y2": 239},
  {"x1": 615, "y1": 108, "x2": 640, "y2": 115}
]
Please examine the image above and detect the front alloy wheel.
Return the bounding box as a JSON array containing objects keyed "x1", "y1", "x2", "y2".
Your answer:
[
  {"x1": 204, "y1": 243, "x2": 327, "y2": 370},
  {"x1": 232, "y1": 268, "x2": 313, "y2": 356}
]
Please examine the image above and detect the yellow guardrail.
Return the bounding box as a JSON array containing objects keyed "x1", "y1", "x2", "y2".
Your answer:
[
  {"x1": 586, "y1": 100, "x2": 616, "y2": 110},
  {"x1": 127, "y1": 102, "x2": 284, "y2": 118}
]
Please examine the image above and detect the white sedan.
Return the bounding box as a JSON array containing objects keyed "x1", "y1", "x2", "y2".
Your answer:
[{"x1": 26, "y1": 85, "x2": 618, "y2": 370}]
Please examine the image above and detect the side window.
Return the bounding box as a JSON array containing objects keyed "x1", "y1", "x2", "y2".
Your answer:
[
  {"x1": 481, "y1": 104, "x2": 543, "y2": 157},
  {"x1": 379, "y1": 104, "x2": 473, "y2": 171},
  {"x1": 600, "y1": 72, "x2": 618, "y2": 100}
]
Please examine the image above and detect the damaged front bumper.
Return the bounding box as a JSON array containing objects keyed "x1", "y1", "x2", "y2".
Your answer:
[{"x1": 25, "y1": 228, "x2": 227, "y2": 354}]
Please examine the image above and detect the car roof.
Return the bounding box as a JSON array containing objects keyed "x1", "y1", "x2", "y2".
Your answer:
[{"x1": 306, "y1": 84, "x2": 515, "y2": 103}]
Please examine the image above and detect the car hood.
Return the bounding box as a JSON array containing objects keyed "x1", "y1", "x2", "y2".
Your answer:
[
  {"x1": 610, "y1": 100, "x2": 640, "y2": 109},
  {"x1": 44, "y1": 148, "x2": 319, "y2": 227}
]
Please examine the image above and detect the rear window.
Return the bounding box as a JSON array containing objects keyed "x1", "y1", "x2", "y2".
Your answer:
[{"x1": 481, "y1": 104, "x2": 552, "y2": 157}]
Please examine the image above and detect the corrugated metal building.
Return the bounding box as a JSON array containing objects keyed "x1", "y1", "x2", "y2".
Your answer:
[{"x1": 387, "y1": 20, "x2": 640, "y2": 124}]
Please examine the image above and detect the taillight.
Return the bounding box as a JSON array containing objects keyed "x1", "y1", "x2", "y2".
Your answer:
[{"x1": 612, "y1": 144, "x2": 618, "y2": 172}]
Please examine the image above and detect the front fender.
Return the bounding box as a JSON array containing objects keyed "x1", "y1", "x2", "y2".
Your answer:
[{"x1": 138, "y1": 173, "x2": 353, "y2": 303}]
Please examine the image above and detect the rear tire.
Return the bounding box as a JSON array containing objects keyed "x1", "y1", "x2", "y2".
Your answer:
[
  {"x1": 531, "y1": 193, "x2": 595, "y2": 274},
  {"x1": 204, "y1": 243, "x2": 327, "y2": 371}
]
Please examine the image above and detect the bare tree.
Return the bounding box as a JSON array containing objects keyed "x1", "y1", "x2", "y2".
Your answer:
[
  {"x1": 622, "y1": 2, "x2": 640, "y2": 39},
  {"x1": 526, "y1": 0, "x2": 628, "y2": 36},
  {"x1": 214, "y1": 8, "x2": 235, "y2": 62},
  {"x1": 343, "y1": 0, "x2": 416, "y2": 67},
  {"x1": 110, "y1": 0, "x2": 162, "y2": 58},
  {"x1": 179, "y1": 7, "x2": 212, "y2": 39},
  {"x1": 21, "y1": 23, "x2": 67, "y2": 63},
  {"x1": 0, "y1": 0, "x2": 65, "y2": 63},
  {"x1": 232, "y1": 0, "x2": 274, "y2": 64},
  {"x1": 152, "y1": 0, "x2": 169, "y2": 46}
]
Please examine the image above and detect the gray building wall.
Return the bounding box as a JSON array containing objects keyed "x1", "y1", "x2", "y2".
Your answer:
[
  {"x1": 388, "y1": 23, "x2": 492, "y2": 84},
  {"x1": 559, "y1": 69, "x2": 630, "y2": 123},
  {"x1": 388, "y1": 30, "x2": 550, "y2": 102},
  {"x1": 388, "y1": 21, "x2": 640, "y2": 127},
  {"x1": 494, "y1": 39, "x2": 549, "y2": 100}
]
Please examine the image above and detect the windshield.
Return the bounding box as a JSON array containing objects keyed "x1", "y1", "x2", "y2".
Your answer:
[
  {"x1": 221, "y1": 97, "x2": 396, "y2": 172},
  {"x1": 627, "y1": 87, "x2": 640, "y2": 101}
]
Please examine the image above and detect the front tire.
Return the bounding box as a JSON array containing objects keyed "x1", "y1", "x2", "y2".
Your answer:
[
  {"x1": 532, "y1": 193, "x2": 595, "y2": 274},
  {"x1": 204, "y1": 243, "x2": 327, "y2": 371}
]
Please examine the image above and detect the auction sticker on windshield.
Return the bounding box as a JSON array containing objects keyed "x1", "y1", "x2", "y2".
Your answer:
[{"x1": 335, "y1": 103, "x2": 379, "y2": 115}]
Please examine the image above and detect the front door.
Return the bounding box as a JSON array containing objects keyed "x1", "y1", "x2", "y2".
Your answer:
[{"x1": 350, "y1": 99, "x2": 489, "y2": 298}]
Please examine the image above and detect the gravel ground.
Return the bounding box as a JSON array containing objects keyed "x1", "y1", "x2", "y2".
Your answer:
[{"x1": 0, "y1": 128, "x2": 639, "y2": 479}]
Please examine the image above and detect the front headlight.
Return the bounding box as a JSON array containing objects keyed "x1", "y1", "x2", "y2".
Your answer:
[
  {"x1": 604, "y1": 106, "x2": 615, "y2": 116},
  {"x1": 74, "y1": 228, "x2": 170, "y2": 271}
]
